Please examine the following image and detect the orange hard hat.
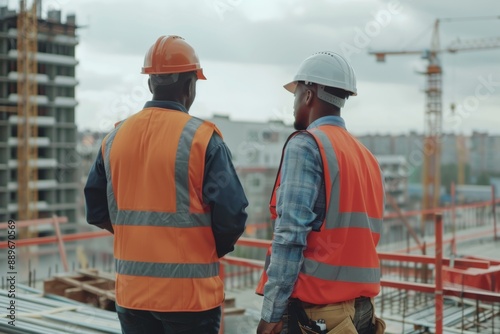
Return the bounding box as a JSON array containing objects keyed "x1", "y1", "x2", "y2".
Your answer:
[{"x1": 141, "y1": 35, "x2": 206, "y2": 79}]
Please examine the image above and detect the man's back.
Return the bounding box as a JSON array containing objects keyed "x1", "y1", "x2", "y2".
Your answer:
[
  {"x1": 103, "y1": 107, "x2": 224, "y2": 312},
  {"x1": 311, "y1": 124, "x2": 384, "y2": 218},
  {"x1": 105, "y1": 108, "x2": 215, "y2": 213}
]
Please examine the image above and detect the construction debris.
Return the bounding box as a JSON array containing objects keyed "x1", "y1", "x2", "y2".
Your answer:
[
  {"x1": 44, "y1": 269, "x2": 115, "y2": 311},
  {"x1": 0, "y1": 284, "x2": 121, "y2": 334},
  {"x1": 43, "y1": 268, "x2": 245, "y2": 316}
]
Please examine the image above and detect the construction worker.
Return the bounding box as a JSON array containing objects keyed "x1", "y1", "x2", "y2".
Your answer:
[
  {"x1": 256, "y1": 52, "x2": 386, "y2": 334},
  {"x1": 84, "y1": 35, "x2": 248, "y2": 334}
]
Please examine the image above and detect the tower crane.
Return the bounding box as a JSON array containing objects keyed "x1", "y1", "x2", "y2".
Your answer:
[{"x1": 369, "y1": 17, "x2": 500, "y2": 219}]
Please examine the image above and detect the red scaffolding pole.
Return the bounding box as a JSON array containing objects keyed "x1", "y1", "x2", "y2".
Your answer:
[
  {"x1": 435, "y1": 213, "x2": 443, "y2": 334},
  {"x1": 493, "y1": 185, "x2": 498, "y2": 241}
]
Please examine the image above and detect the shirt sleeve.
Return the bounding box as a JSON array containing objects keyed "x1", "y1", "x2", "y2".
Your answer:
[
  {"x1": 261, "y1": 132, "x2": 324, "y2": 323},
  {"x1": 203, "y1": 133, "x2": 248, "y2": 258},
  {"x1": 84, "y1": 146, "x2": 111, "y2": 225}
]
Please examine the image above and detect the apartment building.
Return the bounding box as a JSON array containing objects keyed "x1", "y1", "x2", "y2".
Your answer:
[{"x1": 0, "y1": 3, "x2": 79, "y2": 223}]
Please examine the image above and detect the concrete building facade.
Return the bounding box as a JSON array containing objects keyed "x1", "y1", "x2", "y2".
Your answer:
[
  {"x1": 207, "y1": 115, "x2": 293, "y2": 238},
  {"x1": 0, "y1": 4, "x2": 79, "y2": 223}
]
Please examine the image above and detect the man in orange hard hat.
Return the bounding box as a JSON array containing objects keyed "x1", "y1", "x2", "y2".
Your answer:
[
  {"x1": 84, "y1": 35, "x2": 248, "y2": 333},
  {"x1": 256, "y1": 52, "x2": 386, "y2": 334}
]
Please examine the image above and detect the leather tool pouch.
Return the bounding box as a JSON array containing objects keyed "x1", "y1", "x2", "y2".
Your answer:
[
  {"x1": 369, "y1": 297, "x2": 386, "y2": 334},
  {"x1": 372, "y1": 316, "x2": 386, "y2": 334},
  {"x1": 287, "y1": 299, "x2": 324, "y2": 334}
]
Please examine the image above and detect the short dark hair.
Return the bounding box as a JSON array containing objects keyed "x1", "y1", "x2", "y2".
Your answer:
[
  {"x1": 150, "y1": 71, "x2": 196, "y2": 91},
  {"x1": 150, "y1": 71, "x2": 196, "y2": 100},
  {"x1": 323, "y1": 85, "x2": 350, "y2": 100},
  {"x1": 300, "y1": 81, "x2": 350, "y2": 100}
]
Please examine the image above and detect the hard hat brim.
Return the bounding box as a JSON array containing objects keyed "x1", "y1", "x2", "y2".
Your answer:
[
  {"x1": 284, "y1": 81, "x2": 297, "y2": 93},
  {"x1": 196, "y1": 69, "x2": 207, "y2": 80}
]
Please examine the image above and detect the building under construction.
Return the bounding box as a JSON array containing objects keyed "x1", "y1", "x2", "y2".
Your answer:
[{"x1": 0, "y1": 1, "x2": 79, "y2": 225}]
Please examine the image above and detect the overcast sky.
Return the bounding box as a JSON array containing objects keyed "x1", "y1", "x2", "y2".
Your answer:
[{"x1": 13, "y1": 0, "x2": 500, "y2": 135}]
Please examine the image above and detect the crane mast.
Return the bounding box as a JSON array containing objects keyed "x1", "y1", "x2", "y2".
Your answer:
[
  {"x1": 17, "y1": 0, "x2": 38, "y2": 226},
  {"x1": 422, "y1": 20, "x2": 442, "y2": 216}
]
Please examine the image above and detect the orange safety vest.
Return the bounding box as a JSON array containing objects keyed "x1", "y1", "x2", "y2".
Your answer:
[
  {"x1": 256, "y1": 124, "x2": 385, "y2": 305},
  {"x1": 102, "y1": 107, "x2": 224, "y2": 312}
]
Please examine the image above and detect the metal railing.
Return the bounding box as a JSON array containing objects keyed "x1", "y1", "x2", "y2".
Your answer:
[{"x1": 222, "y1": 210, "x2": 500, "y2": 334}]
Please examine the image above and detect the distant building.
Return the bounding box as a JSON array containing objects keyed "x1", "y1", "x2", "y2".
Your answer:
[
  {"x1": 207, "y1": 115, "x2": 294, "y2": 238},
  {"x1": 358, "y1": 132, "x2": 500, "y2": 184},
  {"x1": 376, "y1": 155, "x2": 409, "y2": 210},
  {"x1": 470, "y1": 131, "x2": 500, "y2": 182},
  {"x1": 490, "y1": 177, "x2": 500, "y2": 198},
  {"x1": 208, "y1": 114, "x2": 290, "y2": 169},
  {"x1": 455, "y1": 185, "x2": 493, "y2": 203},
  {"x1": 0, "y1": 3, "x2": 79, "y2": 223}
]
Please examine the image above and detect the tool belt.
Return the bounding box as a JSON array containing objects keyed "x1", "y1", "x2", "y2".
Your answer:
[
  {"x1": 287, "y1": 299, "x2": 327, "y2": 334},
  {"x1": 287, "y1": 298, "x2": 386, "y2": 334}
]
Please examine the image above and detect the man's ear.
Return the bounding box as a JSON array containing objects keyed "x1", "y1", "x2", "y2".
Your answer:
[
  {"x1": 148, "y1": 78, "x2": 153, "y2": 94},
  {"x1": 183, "y1": 76, "x2": 193, "y2": 97},
  {"x1": 305, "y1": 89, "x2": 313, "y2": 106},
  {"x1": 185, "y1": 75, "x2": 197, "y2": 100}
]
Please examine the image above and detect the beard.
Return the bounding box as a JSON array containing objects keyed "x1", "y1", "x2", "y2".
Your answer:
[{"x1": 293, "y1": 121, "x2": 306, "y2": 131}]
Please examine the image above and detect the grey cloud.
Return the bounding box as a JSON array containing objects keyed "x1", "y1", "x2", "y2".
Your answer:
[
  {"x1": 71, "y1": 0, "x2": 500, "y2": 73},
  {"x1": 58, "y1": 0, "x2": 500, "y2": 133}
]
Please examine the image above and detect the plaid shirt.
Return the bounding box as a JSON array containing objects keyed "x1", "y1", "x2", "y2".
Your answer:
[{"x1": 261, "y1": 116, "x2": 346, "y2": 323}]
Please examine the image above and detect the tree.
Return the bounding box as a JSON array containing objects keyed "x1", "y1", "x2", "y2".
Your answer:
[
  {"x1": 440, "y1": 163, "x2": 471, "y2": 193},
  {"x1": 476, "y1": 172, "x2": 490, "y2": 186}
]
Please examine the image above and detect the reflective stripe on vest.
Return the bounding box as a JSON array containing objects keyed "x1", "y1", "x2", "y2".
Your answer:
[
  {"x1": 115, "y1": 260, "x2": 219, "y2": 278},
  {"x1": 103, "y1": 109, "x2": 223, "y2": 312},
  {"x1": 256, "y1": 125, "x2": 384, "y2": 304},
  {"x1": 301, "y1": 259, "x2": 380, "y2": 283}
]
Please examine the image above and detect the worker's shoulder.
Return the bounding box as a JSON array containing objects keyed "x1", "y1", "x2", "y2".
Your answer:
[
  {"x1": 285, "y1": 130, "x2": 319, "y2": 151},
  {"x1": 285, "y1": 129, "x2": 316, "y2": 142},
  {"x1": 187, "y1": 116, "x2": 225, "y2": 142},
  {"x1": 189, "y1": 115, "x2": 219, "y2": 129}
]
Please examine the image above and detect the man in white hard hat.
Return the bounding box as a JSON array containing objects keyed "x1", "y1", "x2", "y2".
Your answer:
[{"x1": 256, "y1": 52, "x2": 386, "y2": 334}]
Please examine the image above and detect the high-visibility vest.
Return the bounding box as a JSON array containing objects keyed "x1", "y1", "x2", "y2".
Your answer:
[
  {"x1": 256, "y1": 124, "x2": 385, "y2": 305},
  {"x1": 102, "y1": 107, "x2": 224, "y2": 312}
]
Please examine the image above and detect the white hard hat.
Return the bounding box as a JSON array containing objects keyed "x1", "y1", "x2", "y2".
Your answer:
[{"x1": 284, "y1": 52, "x2": 357, "y2": 102}]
